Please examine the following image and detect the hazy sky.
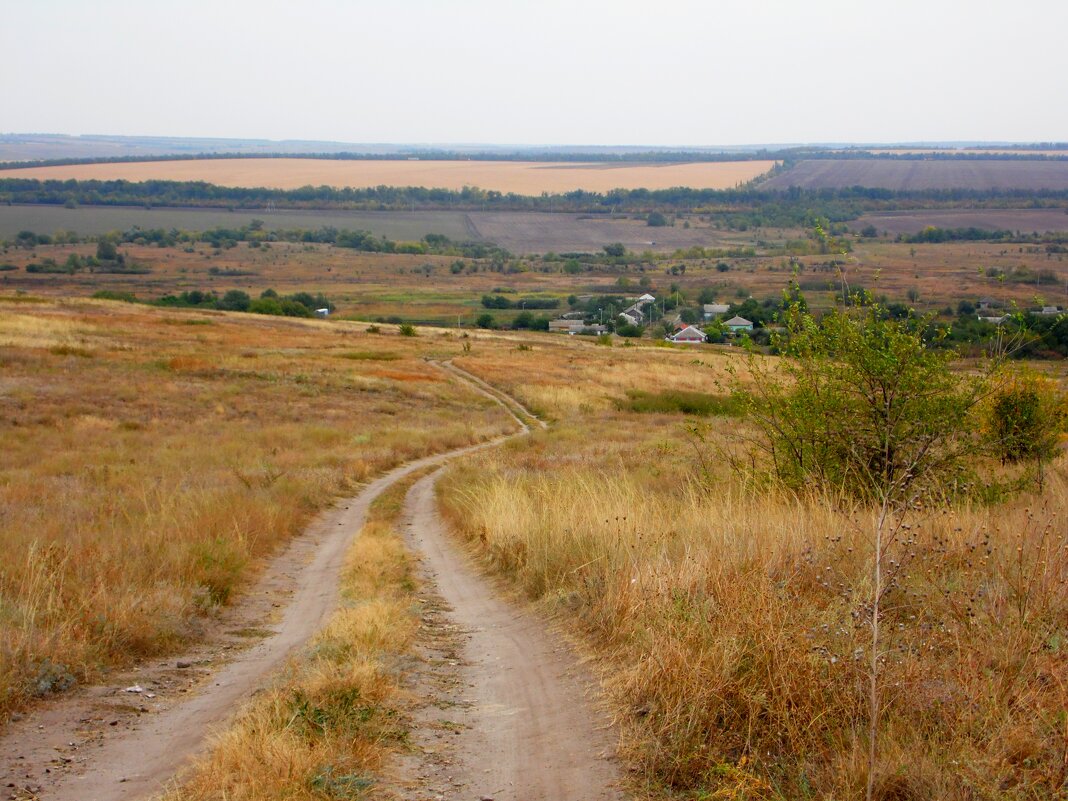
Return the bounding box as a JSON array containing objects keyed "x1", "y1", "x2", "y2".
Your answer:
[{"x1": 3, "y1": 0, "x2": 1066, "y2": 146}]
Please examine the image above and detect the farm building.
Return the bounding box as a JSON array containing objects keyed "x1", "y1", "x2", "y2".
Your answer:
[
  {"x1": 549, "y1": 319, "x2": 607, "y2": 335},
  {"x1": 315, "y1": 308, "x2": 331, "y2": 318},
  {"x1": 702, "y1": 303, "x2": 730, "y2": 319},
  {"x1": 724, "y1": 316, "x2": 753, "y2": 332},
  {"x1": 667, "y1": 325, "x2": 707, "y2": 344},
  {"x1": 549, "y1": 319, "x2": 586, "y2": 333},
  {"x1": 1037, "y1": 305, "x2": 1063, "y2": 315}
]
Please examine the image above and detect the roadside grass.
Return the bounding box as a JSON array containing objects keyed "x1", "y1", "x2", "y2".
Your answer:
[
  {"x1": 439, "y1": 345, "x2": 1068, "y2": 800},
  {"x1": 0, "y1": 299, "x2": 511, "y2": 720},
  {"x1": 162, "y1": 473, "x2": 425, "y2": 801}
]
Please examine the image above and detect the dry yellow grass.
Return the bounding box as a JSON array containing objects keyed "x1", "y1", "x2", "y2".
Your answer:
[
  {"x1": 437, "y1": 341, "x2": 1068, "y2": 799},
  {"x1": 0, "y1": 297, "x2": 512, "y2": 718},
  {"x1": 0, "y1": 158, "x2": 778, "y2": 193}
]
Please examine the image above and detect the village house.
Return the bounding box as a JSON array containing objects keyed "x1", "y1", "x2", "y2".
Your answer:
[
  {"x1": 702, "y1": 303, "x2": 729, "y2": 319},
  {"x1": 667, "y1": 325, "x2": 707, "y2": 344},
  {"x1": 724, "y1": 315, "x2": 754, "y2": 333},
  {"x1": 549, "y1": 319, "x2": 607, "y2": 335}
]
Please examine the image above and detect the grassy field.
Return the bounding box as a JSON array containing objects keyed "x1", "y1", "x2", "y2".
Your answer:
[
  {"x1": 434, "y1": 338, "x2": 1068, "y2": 799},
  {"x1": 762, "y1": 159, "x2": 1068, "y2": 191},
  {"x1": 0, "y1": 158, "x2": 778, "y2": 193},
  {"x1": 0, "y1": 296, "x2": 513, "y2": 718}
]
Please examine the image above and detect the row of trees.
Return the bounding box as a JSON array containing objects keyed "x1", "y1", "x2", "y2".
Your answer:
[{"x1": 6, "y1": 177, "x2": 1068, "y2": 218}]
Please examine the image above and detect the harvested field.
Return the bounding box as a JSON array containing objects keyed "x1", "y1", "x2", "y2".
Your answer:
[
  {"x1": 762, "y1": 159, "x2": 1068, "y2": 191},
  {"x1": 0, "y1": 158, "x2": 777, "y2": 193},
  {"x1": 0, "y1": 204, "x2": 475, "y2": 242},
  {"x1": 852, "y1": 207, "x2": 1068, "y2": 236}
]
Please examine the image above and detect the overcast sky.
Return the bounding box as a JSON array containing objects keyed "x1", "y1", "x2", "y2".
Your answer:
[{"x1": 3, "y1": 0, "x2": 1066, "y2": 146}]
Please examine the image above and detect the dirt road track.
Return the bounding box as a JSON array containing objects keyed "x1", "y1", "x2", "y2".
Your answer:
[
  {"x1": 385, "y1": 470, "x2": 622, "y2": 801},
  {"x1": 0, "y1": 363, "x2": 549, "y2": 800}
]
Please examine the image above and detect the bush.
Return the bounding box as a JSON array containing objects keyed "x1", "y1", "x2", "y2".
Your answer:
[
  {"x1": 735, "y1": 302, "x2": 986, "y2": 499},
  {"x1": 476, "y1": 313, "x2": 495, "y2": 329},
  {"x1": 618, "y1": 389, "x2": 743, "y2": 416},
  {"x1": 616, "y1": 324, "x2": 643, "y2": 338},
  {"x1": 985, "y1": 372, "x2": 1065, "y2": 484},
  {"x1": 92, "y1": 290, "x2": 137, "y2": 303},
  {"x1": 249, "y1": 297, "x2": 284, "y2": 316},
  {"x1": 218, "y1": 290, "x2": 251, "y2": 312},
  {"x1": 398, "y1": 323, "x2": 417, "y2": 337}
]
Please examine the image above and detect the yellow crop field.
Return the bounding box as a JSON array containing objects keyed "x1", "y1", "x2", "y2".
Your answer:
[{"x1": 0, "y1": 158, "x2": 778, "y2": 193}]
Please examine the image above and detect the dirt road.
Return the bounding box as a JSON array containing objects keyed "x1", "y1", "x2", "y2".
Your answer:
[
  {"x1": 383, "y1": 470, "x2": 623, "y2": 800},
  {"x1": 0, "y1": 365, "x2": 521, "y2": 798},
  {"x1": 0, "y1": 364, "x2": 620, "y2": 801}
]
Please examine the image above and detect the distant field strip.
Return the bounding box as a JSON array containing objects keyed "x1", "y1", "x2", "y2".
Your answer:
[
  {"x1": 0, "y1": 158, "x2": 778, "y2": 193},
  {"x1": 762, "y1": 159, "x2": 1068, "y2": 190},
  {"x1": 0, "y1": 205, "x2": 475, "y2": 240},
  {"x1": 853, "y1": 207, "x2": 1068, "y2": 235}
]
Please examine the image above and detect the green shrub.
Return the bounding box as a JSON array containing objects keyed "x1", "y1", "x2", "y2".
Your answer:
[{"x1": 618, "y1": 389, "x2": 743, "y2": 416}]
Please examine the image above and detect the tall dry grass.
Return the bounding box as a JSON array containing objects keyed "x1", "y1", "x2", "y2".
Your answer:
[
  {"x1": 0, "y1": 298, "x2": 510, "y2": 718},
  {"x1": 439, "y1": 345, "x2": 1068, "y2": 800}
]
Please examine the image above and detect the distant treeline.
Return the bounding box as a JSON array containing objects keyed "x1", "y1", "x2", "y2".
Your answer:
[
  {"x1": 5, "y1": 178, "x2": 1068, "y2": 230},
  {"x1": 9, "y1": 221, "x2": 507, "y2": 259},
  {"x1": 93, "y1": 287, "x2": 335, "y2": 318}
]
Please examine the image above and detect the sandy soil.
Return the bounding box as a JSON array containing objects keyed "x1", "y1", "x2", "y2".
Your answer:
[
  {"x1": 0, "y1": 159, "x2": 776, "y2": 194},
  {"x1": 0, "y1": 365, "x2": 565, "y2": 801},
  {"x1": 381, "y1": 468, "x2": 622, "y2": 801}
]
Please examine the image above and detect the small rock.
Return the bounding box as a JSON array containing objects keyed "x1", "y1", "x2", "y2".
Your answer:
[
  {"x1": 176, "y1": 661, "x2": 191, "y2": 669},
  {"x1": 122, "y1": 685, "x2": 143, "y2": 694}
]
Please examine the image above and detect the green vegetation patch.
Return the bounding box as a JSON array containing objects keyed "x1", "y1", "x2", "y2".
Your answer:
[
  {"x1": 337, "y1": 351, "x2": 401, "y2": 361},
  {"x1": 617, "y1": 389, "x2": 744, "y2": 416}
]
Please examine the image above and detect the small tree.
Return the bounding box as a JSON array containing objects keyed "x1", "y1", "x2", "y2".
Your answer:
[{"x1": 732, "y1": 298, "x2": 993, "y2": 800}]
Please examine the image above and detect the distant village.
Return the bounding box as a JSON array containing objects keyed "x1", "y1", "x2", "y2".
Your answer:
[
  {"x1": 546, "y1": 293, "x2": 1064, "y2": 345},
  {"x1": 549, "y1": 292, "x2": 756, "y2": 344}
]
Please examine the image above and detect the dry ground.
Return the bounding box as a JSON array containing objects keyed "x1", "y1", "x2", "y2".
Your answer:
[{"x1": 0, "y1": 159, "x2": 778, "y2": 193}]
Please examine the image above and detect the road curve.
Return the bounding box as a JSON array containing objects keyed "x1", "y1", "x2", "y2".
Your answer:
[{"x1": 0, "y1": 362, "x2": 532, "y2": 801}]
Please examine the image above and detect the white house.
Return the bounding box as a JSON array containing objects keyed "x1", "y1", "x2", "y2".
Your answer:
[
  {"x1": 702, "y1": 303, "x2": 729, "y2": 320},
  {"x1": 315, "y1": 308, "x2": 331, "y2": 318},
  {"x1": 1037, "y1": 305, "x2": 1063, "y2": 316},
  {"x1": 667, "y1": 325, "x2": 707, "y2": 344},
  {"x1": 724, "y1": 315, "x2": 754, "y2": 333}
]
